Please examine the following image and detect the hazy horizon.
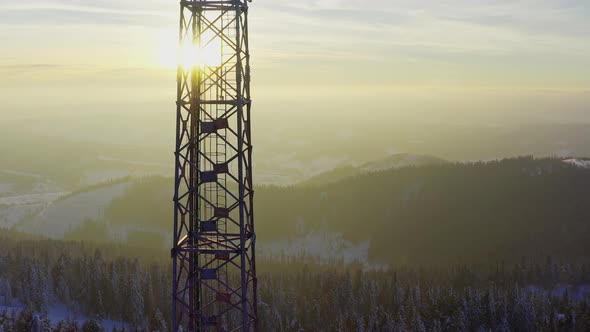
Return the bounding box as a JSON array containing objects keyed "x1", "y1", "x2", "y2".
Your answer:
[{"x1": 1, "y1": 0, "x2": 589, "y2": 128}]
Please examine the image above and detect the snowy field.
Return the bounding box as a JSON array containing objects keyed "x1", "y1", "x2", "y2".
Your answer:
[
  {"x1": 0, "y1": 204, "x2": 44, "y2": 229},
  {"x1": 0, "y1": 192, "x2": 67, "y2": 206},
  {"x1": 0, "y1": 190, "x2": 69, "y2": 229},
  {"x1": 0, "y1": 184, "x2": 15, "y2": 196},
  {"x1": 15, "y1": 182, "x2": 130, "y2": 238}
]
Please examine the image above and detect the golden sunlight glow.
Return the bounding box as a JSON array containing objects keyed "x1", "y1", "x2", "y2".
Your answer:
[{"x1": 159, "y1": 30, "x2": 222, "y2": 69}]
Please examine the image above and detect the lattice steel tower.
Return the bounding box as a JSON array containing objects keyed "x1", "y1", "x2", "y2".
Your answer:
[{"x1": 172, "y1": 0, "x2": 257, "y2": 331}]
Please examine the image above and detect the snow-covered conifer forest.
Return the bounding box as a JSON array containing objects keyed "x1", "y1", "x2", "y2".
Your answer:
[{"x1": 1, "y1": 230, "x2": 590, "y2": 331}]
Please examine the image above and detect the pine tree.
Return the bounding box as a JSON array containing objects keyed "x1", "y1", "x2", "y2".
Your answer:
[
  {"x1": 382, "y1": 312, "x2": 394, "y2": 332},
  {"x1": 150, "y1": 308, "x2": 167, "y2": 332},
  {"x1": 497, "y1": 317, "x2": 511, "y2": 332},
  {"x1": 38, "y1": 314, "x2": 51, "y2": 332},
  {"x1": 412, "y1": 306, "x2": 427, "y2": 332},
  {"x1": 55, "y1": 318, "x2": 80, "y2": 332},
  {"x1": 431, "y1": 319, "x2": 442, "y2": 332},
  {"x1": 31, "y1": 315, "x2": 40, "y2": 332},
  {"x1": 108, "y1": 262, "x2": 120, "y2": 319},
  {"x1": 14, "y1": 308, "x2": 33, "y2": 332},
  {"x1": 130, "y1": 274, "x2": 145, "y2": 329},
  {"x1": 81, "y1": 319, "x2": 103, "y2": 332},
  {"x1": 2, "y1": 280, "x2": 11, "y2": 307},
  {"x1": 392, "y1": 312, "x2": 405, "y2": 332},
  {"x1": 0, "y1": 309, "x2": 9, "y2": 332},
  {"x1": 578, "y1": 301, "x2": 590, "y2": 331}
]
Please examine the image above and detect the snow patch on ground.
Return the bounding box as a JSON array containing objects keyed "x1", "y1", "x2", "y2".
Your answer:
[
  {"x1": 46, "y1": 303, "x2": 127, "y2": 331},
  {"x1": 261, "y1": 230, "x2": 386, "y2": 270},
  {"x1": 0, "y1": 184, "x2": 15, "y2": 195},
  {"x1": 563, "y1": 158, "x2": 590, "y2": 169}
]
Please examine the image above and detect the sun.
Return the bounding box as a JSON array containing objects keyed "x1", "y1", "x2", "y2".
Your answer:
[{"x1": 159, "y1": 30, "x2": 222, "y2": 69}]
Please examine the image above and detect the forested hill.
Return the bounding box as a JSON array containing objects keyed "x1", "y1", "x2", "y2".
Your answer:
[{"x1": 102, "y1": 157, "x2": 590, "y2": 265}]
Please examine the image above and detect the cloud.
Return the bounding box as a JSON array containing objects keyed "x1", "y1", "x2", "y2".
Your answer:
[
  {"x1": 0, "y1": 0, "x2": 177, "y2": 29},
  {"x1": 0, "y1": 0, "x2": 588, "y2": 88},
  {"x1": 248, "y1": 0, "x2": 590, "y2": 78}
]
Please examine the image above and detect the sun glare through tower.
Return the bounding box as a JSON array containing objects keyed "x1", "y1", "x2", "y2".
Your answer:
[{"x1": 179, "y1": 31, "x2": 223, "y2": 69}]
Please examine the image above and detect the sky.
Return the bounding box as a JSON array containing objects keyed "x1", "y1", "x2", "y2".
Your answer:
[{"x1": 0, "y1": 0, "x2": 589, "y2": 123}]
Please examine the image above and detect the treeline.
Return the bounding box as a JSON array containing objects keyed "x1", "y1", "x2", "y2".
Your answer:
[
  {"x1": 2, "y1": 232, "x2": 590, "y2": 331},
  {"x1": 259, "y1": 264, "x2": 590, "y2": 331},
  {"x1": 0, "y1": 308, "x2": 106, "y2": 332}
]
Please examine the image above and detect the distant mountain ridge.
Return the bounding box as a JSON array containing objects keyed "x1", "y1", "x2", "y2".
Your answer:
[
  {"x1": 359, "y1": 153, "x2": 447, "y2": 172},
  {"x1": 297, "y1": 153, "x2": 447, "y2": 187}
]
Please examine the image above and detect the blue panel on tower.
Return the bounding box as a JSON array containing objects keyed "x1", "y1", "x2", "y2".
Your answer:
[
  {"x1": 214, "y1": 163, "x2": 229, "y2": 174},
  {"x1": 201, "y1": 269, "x2": 217, "y2": 280},
  {"x1": 214, "y1": 207, "x2": 230, "y2": 218},
  {"x1": 200, "y1": 171, "x2": 217, "y2": 183},
  {"x1": 201, "y1": 122, "x2": 216, "y2": 134},
  {"x1": 201, "y1": 220, "x2": 217, "y2": 232},
  {"x1": 214, "y1": 118, "x2": 229, "y2": 130},
  {"x1": 202, "y1": 316, "x2": 217, "y2": 326}
]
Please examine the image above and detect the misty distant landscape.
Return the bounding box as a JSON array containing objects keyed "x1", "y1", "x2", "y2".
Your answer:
[
  {"x1": 2, "y1": 96, "x2": 590, "y2": 330},
  {"x1": 3, "y1": 108, "x2": 590, "y2": 329}
]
